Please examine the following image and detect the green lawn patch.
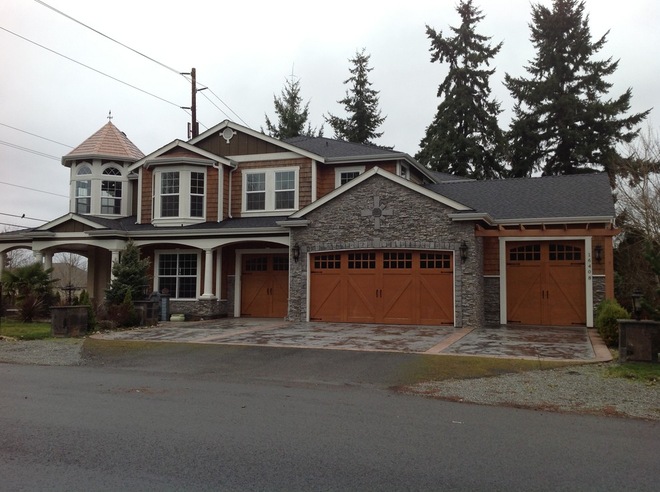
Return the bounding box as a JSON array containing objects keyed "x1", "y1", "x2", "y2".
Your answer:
[
  {"x1": 0, "y1": 319, "x2": 51, "y2": 340},
  {"x1": 606, "y1": 362, "x2": 660, "y2": 385}
]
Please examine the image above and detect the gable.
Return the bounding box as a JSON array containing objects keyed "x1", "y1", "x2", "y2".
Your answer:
[{"x1": 195, "y1": 127, "x2": 286, "y2": 157}]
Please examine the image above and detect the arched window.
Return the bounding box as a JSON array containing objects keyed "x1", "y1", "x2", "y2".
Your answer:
[
  {"x1": 101, "y1": 167, "x2": 122, "y2": 214},
  {"x1": 75, "y1": 165, "x2": 92, "y2": 213}
]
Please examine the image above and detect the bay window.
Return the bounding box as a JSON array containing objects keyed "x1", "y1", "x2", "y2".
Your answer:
[{"x1": 153, "y1": 167, "x2": 206, "y2": 225}]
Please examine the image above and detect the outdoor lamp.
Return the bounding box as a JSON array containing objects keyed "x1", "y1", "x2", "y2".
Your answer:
[
  {"x1": 631, "y1": 289, "x2": 643, "y2": 320},
  {"x1": 292, "y1": 244, "x2": 301, "y2": 263},
  {"x1": 459, "y1": 241, "x2": 468, "y2": 263},
  {"x1": 594, "y1": 245, "x2": 603, "y2": 263}
]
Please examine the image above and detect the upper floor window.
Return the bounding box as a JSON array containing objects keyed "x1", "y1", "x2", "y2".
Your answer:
[
  {"x1": 101, "y1": 167, "x2": 122, "y2": 215},
  {"x1": 398, "y1": 163, "x2": 410, "y2": 180},
  {"x1": 153, "y1": 167, "x2": 206, "y2": 225},
  {"x1": 75, "y1": 165, "x2": 92, "y2": 214},
  {"x1": 335, "y1": 166, "x2": 365, "y2": 188},
  {"x1": 243, "y1": 167, "x2": 298, "y2": 214}
]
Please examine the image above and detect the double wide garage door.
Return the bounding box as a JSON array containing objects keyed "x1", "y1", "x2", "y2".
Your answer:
[{"x1": 310, "y1": 250, "x2": 454, "y2": 325}]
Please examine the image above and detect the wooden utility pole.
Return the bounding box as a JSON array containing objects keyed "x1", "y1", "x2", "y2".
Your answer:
[{"x1": 181, "y1": 67, "x2": 204, "y2": 139}]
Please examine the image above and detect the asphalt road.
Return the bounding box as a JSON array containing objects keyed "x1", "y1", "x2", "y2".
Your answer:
[{"x1": 1, "y1": 344, "x2": 658, "y2": 491}]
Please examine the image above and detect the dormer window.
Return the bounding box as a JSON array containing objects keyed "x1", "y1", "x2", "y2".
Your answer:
[
  {"x1": 153, "y1": 166, "x2": 206, "y2": 225},
  {"x1": 335, "y1": 166, "x2": 365, "y2": 188}
]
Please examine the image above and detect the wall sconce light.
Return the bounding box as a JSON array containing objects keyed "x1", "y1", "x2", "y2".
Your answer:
[
  {"x1": 631, "y1": 289, "x2": 643, "y2": 321},
  {"x1": 459, "y1": 241, "x2": 468, "y2": 263},
  {"x1": 292, "y1": 244, "x2": 301, "y2": 263},
  {"x1": 594, "y1": 245, "x2": 603, "y2": 263}
]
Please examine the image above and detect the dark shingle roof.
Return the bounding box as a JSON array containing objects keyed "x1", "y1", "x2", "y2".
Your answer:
[
  {"x1": 284, "y1": 136, "x2": 399, "y2": 159},
  {"x1": 426, "y1": 173, "x2": 615, "y2": 221}
]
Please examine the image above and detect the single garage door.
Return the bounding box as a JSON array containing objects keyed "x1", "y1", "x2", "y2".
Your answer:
[
  {"x1": 310, "y1": 250, "x2": 454, "y2": 325},
  {"x1": 241, "y1": 253, "x2": 289, "y2": 318},
  {"x1": 506, "y1": 241, "x2": 586, "y2": 326}
]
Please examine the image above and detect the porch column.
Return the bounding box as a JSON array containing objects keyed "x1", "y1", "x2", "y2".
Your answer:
[
  {"x1": 43, "y1": 252, "x2": 53, "y2": 272},
  {"x1": 33, "y1": 250, "x2": 43, "y2": 265},
  {"x1": 200, "y1": 249, "x2": 216, "y2": 299},
  {"x1": 110, "y1": 250, "x2": 120, "y2": 281},
  {"x1": 0, "y1": 252, "x2": 5, "y2": 278}
]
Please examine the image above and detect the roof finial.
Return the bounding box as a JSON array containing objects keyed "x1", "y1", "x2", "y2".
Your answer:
[{"x1": 107, "y1": 110, "x2": 113, "y2": 121}]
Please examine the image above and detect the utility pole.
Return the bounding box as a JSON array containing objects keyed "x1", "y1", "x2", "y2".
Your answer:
[{"x1": 181, "y1": 68, "x2": 206, "y2": 139}]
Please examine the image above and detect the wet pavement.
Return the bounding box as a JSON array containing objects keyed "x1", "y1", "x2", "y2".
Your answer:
[{"x1": 94, "y1": 318, "x2": 611, "y2": 362}]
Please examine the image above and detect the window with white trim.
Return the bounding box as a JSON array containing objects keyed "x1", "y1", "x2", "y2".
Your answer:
[
  {"x1": 153, "y1": 167, "x2": 206, "y2": 224},
  {"x1": 101, "y1": 167, "x2": 122, "y2": 215},
  {"x1": 334, "y1": 165, "x2": 365, "y2": 188},
  {"x1": 398, "y1": 163, "x2": 410, "y2": 180},
  {"x1": 157, "y1": 251, "x2": 199, "y2": 299},
  {"x1": 75, "y1": 165, "x2": 92, "y2": 214},
  {"x1": 243, "y1": 167, "x2": 298, "y2": 214}
]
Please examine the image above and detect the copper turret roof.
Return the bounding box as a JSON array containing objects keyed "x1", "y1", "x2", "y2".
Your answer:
[{"x1": 62, "y1": 121, "x2": 144, "y2": 166}]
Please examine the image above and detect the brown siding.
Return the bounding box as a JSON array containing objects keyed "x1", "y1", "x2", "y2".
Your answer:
[
  {"x1": 230, "y1": 158, "x2": 311, "y2": 217},
  {"x1": 161, "y1": 148, "x2": 203, "y2": 158},
  {"x1": 206, "y1": 166, "x2": 219, "y2": 222},
  {"x1": 196, "y1": 130, "x2": 284, "y2": 157},
  {"x1": 140, "y1": 168, "x2": 153, "y2": 224},
  {"x1": 316, "y1": 161, "x2": 400, "y2": 199},
  {"x1": 592, "y1": 236, "x2": 606, "y2": 276},
  {"x1": 51, "y1": 220, "x2": 95, "y2": 233},
  {"x1": 483, "y1": 236, "x2": 499, "y2": 275}
]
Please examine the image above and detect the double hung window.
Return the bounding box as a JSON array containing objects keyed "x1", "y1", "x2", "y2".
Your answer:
[
  {"x1": 153, "y1": 167, "x2": 206, "y2": 224},
  {"x1": 75, "y1": 165, "x2": 92, "y2": 214},
  {"x1": 157, "y1": 252, "x2": 198, "y2": 299},
  {"x1": 101, "y1": 167, "x2": 122, "y2": 215},
  {"x1": 243, "y1": 168, "x2": 298, "y2": 213}
]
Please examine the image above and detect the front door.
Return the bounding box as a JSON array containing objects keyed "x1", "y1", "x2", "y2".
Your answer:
[
  {"x1": 506, "y1": 241, "x2": 586, "y2": 326},
  {"x1": 241, "y1": 254, "x2": 289, "y2": 318}
]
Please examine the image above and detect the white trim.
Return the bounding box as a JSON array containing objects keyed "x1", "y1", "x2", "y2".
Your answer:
[
  {"x1": 155, "y1": 249, "x2": 202, "y2": 300},
  {"x1": 229, "y1": 152, "x2": 302, "y2": 162},
  {"x1": 397, "y1": 162, "x2": 410, "y2": 180},
  {"x1": 311, "y1": 160, "x2": 317, "y2": 202},
  {"x1": 334, "y1": 165, "x2": 365, "y2": 188},
  {"x1": 129, "y1": 139, "x2": 231, "y2": 172},
  {"x1": 152, "y1": 166, "x2": 207, "y2": 226},
  {"x1": 499, "y1": 236, "x2": 594, "y2": 327},
  {"x1": 234, "y1": 247, "x2": 289, "y2": 317},
  {"x1": 241, "y1": 166, "x2": 299, "y2": 215}
]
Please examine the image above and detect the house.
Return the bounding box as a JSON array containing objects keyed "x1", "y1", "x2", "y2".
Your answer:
[{"x1": 0, "y1": 119, "x2": 617, "y2": 327}]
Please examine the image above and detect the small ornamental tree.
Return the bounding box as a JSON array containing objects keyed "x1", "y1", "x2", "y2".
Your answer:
[
  {"x1": 105, "y1": 240, "x2": 151, "y2": 305},
  {"x1": 1, "y1": 262, "x2": 57, "y2": 322}
]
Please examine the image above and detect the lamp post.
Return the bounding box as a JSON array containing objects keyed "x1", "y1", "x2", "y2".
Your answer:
[{"x1": 631, "y1": 289, "x2": 643, "y2": 321}]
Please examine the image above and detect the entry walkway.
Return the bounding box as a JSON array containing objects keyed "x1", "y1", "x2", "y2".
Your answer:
[{"x1": 94, "y1": 319, "x2": 611, "y2": 361}]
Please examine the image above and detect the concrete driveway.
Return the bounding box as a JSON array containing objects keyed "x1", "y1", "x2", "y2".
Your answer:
[{"x1": 94, "y1": 318, "x2": 611, "y2": 362}]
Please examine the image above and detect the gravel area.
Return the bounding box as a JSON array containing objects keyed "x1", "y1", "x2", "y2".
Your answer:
[
  {"x1": 0, "y1": 337, "x2": 84, "y2": 366},
  {"x1": 408, "y1": 363, "x2": 660, "y2": 421},
  {"x1": 2, "y1": 338, "x2": 658, "y2": 421}
]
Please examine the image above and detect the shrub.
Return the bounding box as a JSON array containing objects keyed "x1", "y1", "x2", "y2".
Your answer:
[{"x1": 595, "y1": 299, "x2": 630, "y2": 347}]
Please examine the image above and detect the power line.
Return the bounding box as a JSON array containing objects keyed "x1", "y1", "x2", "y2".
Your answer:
[
  {"x1": 0, "y1": 212, "x2": 49, "y2": 222},
  {"x1": 0, "y1": 25, "x2": 187, "y2": 111},
  {"x1": 34, "y1": 0, "x2": 250, "y2": 128},
  {"x1": 0, "y1": 123, "x2": 75, "y2": 148},
  {"x1": 0, "y1": 139, "x2": 60, "y2": 160},
  {"x1": 0, "y1": 180, "x2": 69, "y2": 198},
  {"x1": 0, "y1": 222, "x2": 31, "y2": 230}
]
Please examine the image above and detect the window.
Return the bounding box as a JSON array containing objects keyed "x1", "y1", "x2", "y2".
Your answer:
[
  {"x1": 398, "y1": 163, "x2": 410, "y2": 180},
  {"x1": 160, "y1": 171, "x2": 180, "y2": 217},
  {"x1": 335, "y1": 166, "x2": 365, "y2": 188},
  {"x1": 75, "y1": 165, "x2": 92, "y2": 214},
  {"x1": 153, "y1": 167, "x2": 206, "y2": 224},
  {"x1": 101, "y1": 168, "x2": 123, "y2": 215},
  {"x1": 243, "y1": 167, "x2": 298, "y2": 214},
  {"x1": 157, "y1": 252, "x2": 198, "y2": 299}
]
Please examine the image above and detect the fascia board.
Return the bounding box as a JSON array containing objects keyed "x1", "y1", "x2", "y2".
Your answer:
[
  {"x1": 276, "y1": 219, "x2": 310, "y2": 228},
  {"x1": 128, "y1": 140, "x2": 231, "y2": 172},
  {"x1": 36, "y1": 213, "x2": 107, "y2": 231},
  {"x1": 494, "y1": 216, "x2": 615, "y2": 225},
  {"x1": 87, "y1": 227, "x2": 287, "y2": 238},
  {"x1": 62, "y1": 154, "x2": 141, "y2": 166}
]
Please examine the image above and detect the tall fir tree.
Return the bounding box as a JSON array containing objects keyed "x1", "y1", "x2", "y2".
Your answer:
[
  {"x1": 416, "y1": 0, "x2": 505, "y2": 179},
  {"x1": 325, "y1": 49, "x2": 386, "y2": 145},
  {"x1": 505, "y1": 0, "x2": 649, "y2": 176},
  {"x1": 264, "y1": 76, "x2": 321, "y2": 139}
]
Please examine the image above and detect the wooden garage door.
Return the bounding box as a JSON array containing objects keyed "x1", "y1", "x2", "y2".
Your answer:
[
  {"x1": 310, "y1": 250, "x2": 453, "y2": 325},
  {"x1": 241, "y1": 254, "x2": 289, "y2": 318},
  {"x1": 506, "y1": 241, "x2": 586, "y2": 326}
]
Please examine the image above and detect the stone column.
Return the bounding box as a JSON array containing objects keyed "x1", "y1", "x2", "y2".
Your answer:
[
  {"x1": 33, "y1": 250, "x2": 43, "y2": 265},
  {"x1": 200, "y1": 249, "x2": 216, "y2": 299},
  {"x1": 43, "y1": 251, "x2": 53, "y2": 271}
]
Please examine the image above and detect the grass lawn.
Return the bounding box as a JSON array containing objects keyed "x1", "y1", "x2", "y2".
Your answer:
[
  {"x1": 0, "y1": 319, "x2": 51, "y2": 340},
  {"x1": 606, "y1": 362, "x2": 660, "y2": 384}
]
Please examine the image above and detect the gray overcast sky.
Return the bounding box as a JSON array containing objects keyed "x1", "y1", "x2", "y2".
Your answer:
[{"x1": 0, "y1": 0, "x2": 657, "y2": 227}]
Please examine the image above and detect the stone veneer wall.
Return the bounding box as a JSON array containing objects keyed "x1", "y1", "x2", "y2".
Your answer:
[
  {"x1": 169, "y1": 299, "x2": 226, "y2": 320},
  {"x1": 592, "y1": 275, "x2": 606, "y2": 315},
  {"x1": 288, "y1": 175, "x2": 485, "y2": 328},
  {"x1": 483, "y1": 276, "x2": 500, "y2": 326}
]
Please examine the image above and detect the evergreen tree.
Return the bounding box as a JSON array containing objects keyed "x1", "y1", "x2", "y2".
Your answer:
[
  {"x1": 416, "y1": 0, "x2": 505, "y2": 179},
  {"x1": 505, "y1": 0, "x2": 649, "y2": 176},
  {"x1": 264, "y1": 76, "x2": 321, "y2": 139},
  {"x1": 105, "y1": 239, "x2": 151, "y2": 305},
  {"x1": 325, "y1": 49, "x2": 386, "y2": 145}
]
